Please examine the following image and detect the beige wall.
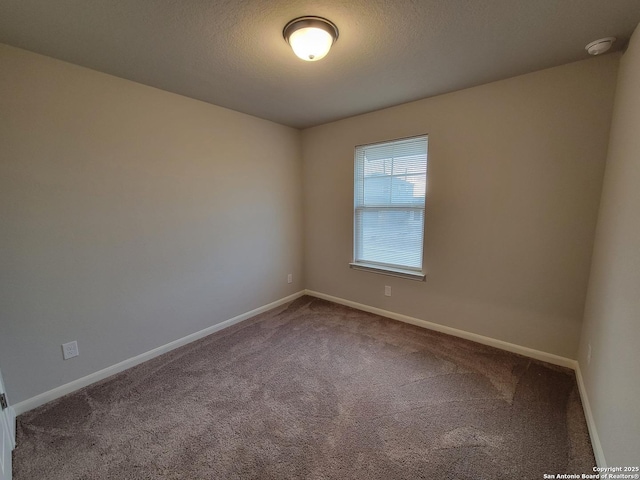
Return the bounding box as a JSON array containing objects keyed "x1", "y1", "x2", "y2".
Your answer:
[
  {"x1": 302, "y1": 55, "x2": 619, "y2": 359},
  {"x1": 578, "y1": 25, "x2": 640, "y2": 466},
  {"x1": 0, "y1": 38, "x2": 628, "y2": 417},
  {"x1": 0, "y1": 44, "x2": 303, "y2": 404}
]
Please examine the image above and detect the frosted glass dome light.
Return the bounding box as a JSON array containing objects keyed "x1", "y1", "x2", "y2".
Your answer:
[
  {"x1": 289, "y1": 27, "x2": 333, "y2": 61},
  {"x1": 284, "y1": 16, "x2": 339, "y2": 62}
]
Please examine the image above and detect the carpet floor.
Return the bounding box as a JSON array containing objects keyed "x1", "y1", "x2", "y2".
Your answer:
[{"x1": 14, "y1": 296, "x2": 595, "y2": 479}]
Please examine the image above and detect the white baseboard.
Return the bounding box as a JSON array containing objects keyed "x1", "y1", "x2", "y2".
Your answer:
[
  {"x1": 305, "y1": 290, "x2": 576, "y2": 369},
  {"x1": 12, "y1": 291, "x2": 306, "y2": 416},
  {"x1": 574, "y1": 363, "x2": 606, "y2": 467},
  {"x1": 13, "y1": 288, "x2": 605, "y2": 469},
  {"x1": 7, "y1": 406, "x2": 16, "y2": 450}
]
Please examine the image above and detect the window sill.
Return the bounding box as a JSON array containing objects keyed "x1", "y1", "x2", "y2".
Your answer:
[{"x1": 349, "y1": 262, "x2": 426, "y2": 281}]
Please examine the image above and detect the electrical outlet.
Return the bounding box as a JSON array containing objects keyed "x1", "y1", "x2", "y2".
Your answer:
[
  {"x1": 384, "y1": 286, "x2": 392, "y2": 297},
  {"x1": 287, "y1": 273, "x2": 293, "y2": 284},
  {"x1": 62, "y1": 341, "x2": 79, "y2": 360},
  {"x1": 587, "y1": 344, "x2": 592, "y2": 365}
]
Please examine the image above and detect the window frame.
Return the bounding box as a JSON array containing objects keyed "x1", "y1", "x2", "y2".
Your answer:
[{"x1": 350, "y1": 135, "x2": 428, "y2": 281}]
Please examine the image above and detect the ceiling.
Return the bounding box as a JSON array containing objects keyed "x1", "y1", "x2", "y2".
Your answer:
[{"x1": 1, "y1": 1, "x2": 639, "y2": 129}]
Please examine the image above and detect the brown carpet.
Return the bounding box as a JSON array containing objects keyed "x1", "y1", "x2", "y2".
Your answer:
[{"x1": 14, "y1": 296, "x2": 595, "y2": 479}]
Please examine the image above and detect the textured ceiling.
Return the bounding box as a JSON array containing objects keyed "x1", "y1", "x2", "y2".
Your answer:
[{"x1": 1, "y1": 0, "x2": 639, "y2": 128}]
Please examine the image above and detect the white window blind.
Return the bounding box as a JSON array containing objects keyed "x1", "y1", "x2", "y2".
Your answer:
[{"x1": 353, "y1": 135, "x2": 427, "y2": 277}]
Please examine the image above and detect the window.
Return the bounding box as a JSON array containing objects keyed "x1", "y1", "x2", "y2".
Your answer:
[{"x1": 351, "y1": 135, "x2": 427, "y2": 280}]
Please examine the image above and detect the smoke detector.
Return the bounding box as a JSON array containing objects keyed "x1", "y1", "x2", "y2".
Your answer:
[{"x1": 585, "y1": 37, "x2": 616, "y2": 56}]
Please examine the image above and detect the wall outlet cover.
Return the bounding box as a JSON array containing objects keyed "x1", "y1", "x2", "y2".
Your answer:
[{"x1": 62, "y1": 341, "x2": 79, "y2": 360}]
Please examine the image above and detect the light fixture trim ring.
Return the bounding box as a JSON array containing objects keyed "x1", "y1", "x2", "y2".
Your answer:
[{"x1": 283, "y1": 16, "x2": 339, "y2": 45}]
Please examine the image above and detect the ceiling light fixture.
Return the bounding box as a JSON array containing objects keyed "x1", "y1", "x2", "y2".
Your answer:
[
  {"x1": 585, "y1": 37, "x2": 616, "y2": 56},
  {"x1": 283, "y1": 16, "x2": 339, "y2": 62}
]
